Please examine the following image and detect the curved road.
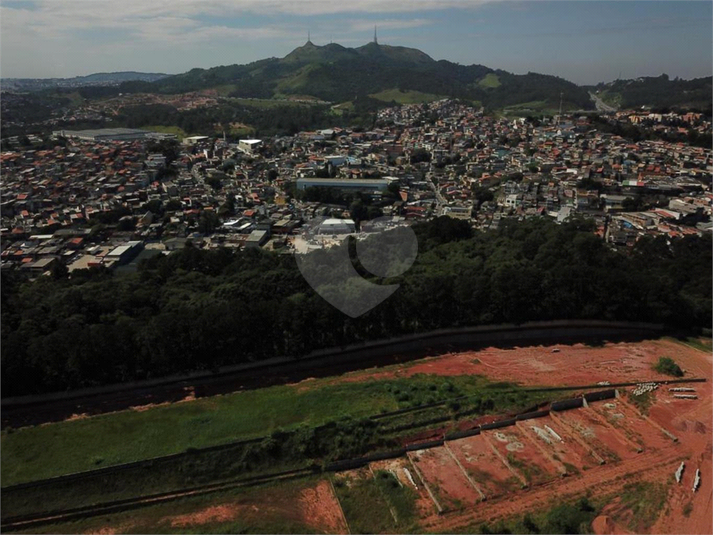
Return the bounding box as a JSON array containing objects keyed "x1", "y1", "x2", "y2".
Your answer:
[{"x1": 589, "y1": 91, "x2": 617, "y2": 113}]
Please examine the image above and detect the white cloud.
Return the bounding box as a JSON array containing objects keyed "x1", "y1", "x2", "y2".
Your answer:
[{"x1": 0, "y1": 0, "x2": 499, "y2": 77}]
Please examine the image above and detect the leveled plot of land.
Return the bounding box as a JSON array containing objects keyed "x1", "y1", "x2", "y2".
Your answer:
[
  {"x1": 518, "y1": 415, "x2": 601, "y2": 474},
  {"x1": 407, "y1": 447, "x2": 482, "y2": 512},
  {"x1": 336, "y1": 338, "x2": 694, "y2": 388},
  {"x1": 484, "y1": 427, "x2": 559, "y2": 487},
  {"x1": 446, "y1": 434, "x2": 523, "y2": 499},
  {"x1": 139, "y1": 125, "x2": 188, "y2": 139},
  {"x1": 553, "y1": 408, "x2": 639, "y2": 464},
  {"x1": 592, "y1": 397, "x2": 673, "y2": 452}
]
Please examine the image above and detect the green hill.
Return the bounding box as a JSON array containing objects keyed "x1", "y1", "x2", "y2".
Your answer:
[
  {"x1": 102, "y1": 41, "x2": 594, "y2": 113},
  {"x1": 590, "y1": 74, "x2": 712, "y2": 112}
]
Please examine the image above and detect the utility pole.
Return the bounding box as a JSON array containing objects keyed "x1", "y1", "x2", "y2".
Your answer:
[{"x1": 558, "y1": 92, "x2": 564, "y2": 126}]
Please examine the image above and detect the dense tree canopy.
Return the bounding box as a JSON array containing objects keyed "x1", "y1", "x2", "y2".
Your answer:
[{"x1": 2, "y1": 217, "x2": 710, "y2": 396}]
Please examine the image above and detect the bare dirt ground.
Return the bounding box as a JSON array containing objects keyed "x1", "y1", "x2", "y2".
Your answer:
[
  {"x1": 446, "y1": 434, "x2": 523, "y2": 499},
  {"x1": 424, "y1": 446, "x2": 685, "y2": 532},
  {"x1": 297, "y1": 480, "x2": 349, "y2": 534},
  {"x1": 484, "y1": 426, "x2": 560, "y2": 486},
  {"x1": 516, "y1": 415, "x2": 601, "y2": 474},
  {"x1": 410, "y1": 339, "x2": 711, "y2": 534},
  {"x1": 407, "y1": 447, "x2": 483, "y2": 512},
  {"x1": 646, "y1": 344, "x2": 712, "y2": 535},
  {"x1": 553, "y1": 407, "x2": 641, "y2": 463},
  {"x1": 324, "y1": 338, "x2": 701, "y2": 388}
]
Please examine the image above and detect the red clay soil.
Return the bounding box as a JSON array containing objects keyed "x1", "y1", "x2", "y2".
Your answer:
[
  {"x1": 322, "y1": 339, "x2": 701, "y2": 388},
  {"x1": 424, "y1": 445, "x2": 684, "y2": 532},
  {"x1": 298, "y1": 480, "x2": 349, "y2": 534},
  {"x1": 482, "y1": 427, "x2": 559, "y2": 487},
  {"x1": 446, "y1": 434, "x2": 523, "y2": 498},
  {"x1": 646, "y1": 345, "x2": 712, "y2": 535},
  {"x1": 407, "y1": 446, "x2": 483, "y2": 512},
  {"x1": 85, "y1": 524, "x2": 134, "y2": 535},
  {"x1": 423, "y1": 342, "x2": 712, "y2": 534},
  {"x1": 517, "y1": 414, "x2": 601, "y2": 473},
  {"x1": 554, "y1": 408, "x2": 640, "y2": 463},
  {"x1": 592, "y1": 397, "x2": 673, "y2": 451},
  {"x1": 592, "y1": 506, "x2": 634, "y2": 535},
  {"x1": 170, "y1": 504, "x2": 250, "y2": 527}
]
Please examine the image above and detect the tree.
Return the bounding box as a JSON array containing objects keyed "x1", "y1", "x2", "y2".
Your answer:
[
  {"x1": 349, "y1": 199, "x2": 368, "y2": 225},
  {"x1": 206, "y1": 175, "x2": 222, "y2": 191},
  {"x1": 622, "y1": 196, "x2": 644, "y2": 211},
  {"x1": 472, "y1": 186, "x2": 494, "y2": 205},
  {"x1": 165, "y1": 199, "x2": 183, "y2": 212},
  {"x1": 197, "y1": 211, "x2": 220, "y2": 234},
  {"x1": 410, "y1": 148, "x2": 431, "y2": 164}
]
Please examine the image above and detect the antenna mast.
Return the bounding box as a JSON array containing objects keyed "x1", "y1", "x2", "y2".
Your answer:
[
  {"x1": 307, "y1": 30, "x2": 311, "y2": 43},
  {"x1": 558, "y1": 92, "x2": 564, "y2": 126},
  {"x1": 374, "y1": 25, "x2": 378, "y2": 44}
]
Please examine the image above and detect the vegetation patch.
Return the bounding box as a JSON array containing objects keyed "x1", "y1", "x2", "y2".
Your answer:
[
  {"x1": 1, "y1": 374, "x2": 545, "y2": 486},
  {"x1": 460, "y1": 497, "x2": 599, "y2": 534},
  {"x1": 653, "y1": 356, "x2": 684, "y2": 377},
  {"x1": 478, "y1": 73, "x2": 501, "y2": 88},
  {"x1": 628, "y1": 389, "x2": 654, "y2": 414},
  {"x1": 369, "y1": 88, "x2": 444, "y2": 104},
  {"x1": 334, "y1": 471, "x2": 418, "y2": 533},
  {"x1": 140, "y1": 125, "x2": 188, "y2": 139},
  {"x1": 10, "y1": 477, "x2": 323, "y2": 535},
  {"x1": 616, "y1": 481, "x2": 669, "y2": 532}
]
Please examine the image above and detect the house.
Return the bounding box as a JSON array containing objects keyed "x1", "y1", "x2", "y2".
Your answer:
[{"x1": 245, "y1": 229, "x2": 269, "y2": 248}]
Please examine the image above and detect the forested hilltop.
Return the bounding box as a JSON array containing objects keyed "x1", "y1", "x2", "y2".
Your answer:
[
  {"x1": 591, "y1": 74, "x2": 713, "y2": 112},
  {"x1": 2, "y1": 217, "x2": 710, "y2": 397},
  {"x1": 64, "y1": 41, "x2": 596, "y2": 113}
]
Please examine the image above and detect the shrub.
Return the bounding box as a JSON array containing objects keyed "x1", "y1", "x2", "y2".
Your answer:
[{"x1": 654, "y1": 356, "x2": 683, "y2": 377}]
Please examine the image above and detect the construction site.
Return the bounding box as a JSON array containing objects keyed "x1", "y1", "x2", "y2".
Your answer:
[{"x1": 2, "y1": 337, "x2": 711, "y2": 534}]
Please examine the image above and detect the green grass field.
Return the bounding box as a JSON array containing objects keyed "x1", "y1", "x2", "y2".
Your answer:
[
  {"x1": 211, "y1": 84, "x2": 237, "y2": 96},
  {"x1": 333, "y1": 471, "x2": 418, "y2": 533},
  {"x1": 597, "y1": 90, "x2": 623, "y2": 108},
  {"x1": 478, "y1": 73, "x2": 501, "y2": 88},
  {"x1": 141, "y1": 125, "x2": 188, "y2": 140},
  {"x1": 230, "y1": 97, "x2": 313, "y2": 109},
  {"x1": 369, "y1": 89, "x2": 444, "y2": 104},
  {"x1": 2, "y1": 373, "x2": 512, "y2": 486},
  {"x1": 669, "y1": 336, "x2": 712, "y2": 354},
  {"x1": 500, "y1": 100, "x2": 560, "y2": 117}
]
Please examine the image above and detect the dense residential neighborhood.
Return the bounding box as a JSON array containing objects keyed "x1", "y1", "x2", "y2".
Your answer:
[{"x1": 1, "y1": 99, "x2": 710, "y2": 275}]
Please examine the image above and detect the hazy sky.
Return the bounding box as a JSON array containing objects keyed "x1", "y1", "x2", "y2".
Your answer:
[{"x1": 1, "y1": 0, "x2": 711, "y2": 84}]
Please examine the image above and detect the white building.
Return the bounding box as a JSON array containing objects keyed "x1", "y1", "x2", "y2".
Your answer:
[{"x1": 238, "y1": 139, "x2": 263, "y2": 154}]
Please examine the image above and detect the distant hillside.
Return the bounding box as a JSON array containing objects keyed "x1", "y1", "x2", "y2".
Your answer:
[
  {"x1": 591, "y1": 74, "x2": 712, "y2": 112},
  {"x1": 1, "y1": 72, "x2": 169, "y2": 91},
  {"x1": 104, "y1": 41, "x2": 594, "y2": 112},
  {"x1": 74, "y1": 72, "x2": 170, "y2": 83}
]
